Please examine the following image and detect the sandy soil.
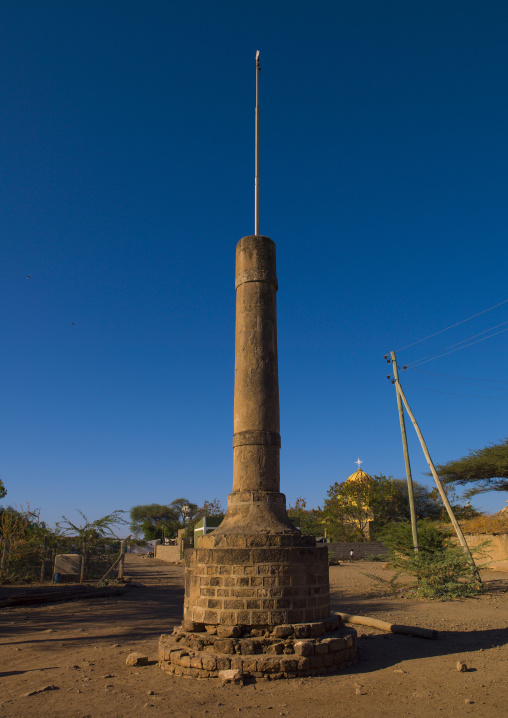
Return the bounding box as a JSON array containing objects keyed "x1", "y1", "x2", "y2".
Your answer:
[{"x1": 1, "y1": 555, "x2": 507, "y2": 718}]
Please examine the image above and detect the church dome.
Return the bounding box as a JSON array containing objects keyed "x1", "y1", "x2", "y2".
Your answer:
[{"x1": 345, "y1": 468, "x2": 374, "y2": 483}]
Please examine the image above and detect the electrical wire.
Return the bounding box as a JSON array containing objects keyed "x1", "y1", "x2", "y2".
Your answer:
[
  {"x1": 409, "y1": 367, "x2": 508, "y2": 386},
  {"x1": 395, "y1": 298, "x2": 508, "y2": 352},
  {"x1": 405, "y1": 324, "x2": 508, "y2": 368},
  {"x1": 401, "y1": 383, "x2": 508, "y2": 400}
]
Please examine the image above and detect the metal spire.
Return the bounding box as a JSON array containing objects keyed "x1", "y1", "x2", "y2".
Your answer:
[{"x1": 255, "y1": 50, "x2": 260, "y2": 236}]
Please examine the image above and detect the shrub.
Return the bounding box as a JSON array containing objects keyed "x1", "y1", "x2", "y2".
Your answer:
[{"x1": 376, "y1": 521, "x2": 484, "y2": 599}]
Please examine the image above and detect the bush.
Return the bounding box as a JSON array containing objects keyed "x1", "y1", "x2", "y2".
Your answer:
[{"x1": 376, "y1": 521, "x2": 484, "y2": 599}]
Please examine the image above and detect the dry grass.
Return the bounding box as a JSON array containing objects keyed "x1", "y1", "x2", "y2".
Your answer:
[{"x1": 457, "y1": 513, "x2": 508, "y2": 535}]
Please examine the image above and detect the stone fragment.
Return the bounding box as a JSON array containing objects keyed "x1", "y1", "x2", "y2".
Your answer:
[
  {"x1": 456, "y1": 661, "x2": 468, "y2": 672},
  {"x1": 294, "y1": 641, "x2": 314, "y2": 657},
  {"x1": 202, "y1": 655, "x2": 217, "y2": 672},
  {"x1": 214, "y1": 639, "x2": 236, "y2": 654},
  {"x1": 24, "y1": 685, "x2": 59, "y2": 697},
  {"x1": 182, "y1": 620, "x2": 205, "y2": 632},
  {"x1": 216, "y1": 657, "x2": 231, "y2": 671},
  {"x1": 293, "y1": 624, "x2": 311, "y2": 638},
  {"x1": 279, "y1": 658, "x2": 298, "y2": 672},
  {"x1": 125, "y1": 652, "x2": 149, "y2": 667},
  {"x1": 217, "y1": 625, "x2": 242, "y2": 638},
  {"x1": 309, "y1": 622, "x2": 325, "y2": 637},
  {"x1": 219, "y1": 669, "x2": 243, "y2": 685},
  {"x1": 273, "y1": 625, "x2": 293, "y2": 638},
  {"x1": 314, "y1": 642, "x2": 329, "y2": 654},
  {"x1": 266, "y1": 642, "x2": 284, "y2": 654}
]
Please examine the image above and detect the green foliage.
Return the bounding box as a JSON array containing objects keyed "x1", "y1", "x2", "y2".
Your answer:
[
  {"x1": 0, "y1": 478, "x2": 6, "y2": 500},
  {"x1": 377, "y1": 521, "x2": 483, "y2": 599},
  {"x1": 287, "y1": 497, "x2": 323, "y2": 537},
  {"x1": 385, "y1": 479, "x2": 443, "y2": 521},
  {"x1": 129, "y1": 504, "x2": 181, "y2": 540},
  {"x1": 433, "y1": 437, "x2": 508, "y2": 497},
  {"x1": 170, "y1": 498, "x2": 198, "y2": 524},
  {"x1": 322, "y1": 474, "x2": 397, "y2": 541},
  {"x1": 183, "y1": 499, "x2": 224, "y2": 537},
  {"x1": 376, "y1": 521, "x2": 447, "y2": 556},
  {"x1": 401, "y1": 548, "x2": 483, "y2": 599}
]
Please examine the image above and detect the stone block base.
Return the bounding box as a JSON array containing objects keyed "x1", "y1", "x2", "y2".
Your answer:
[
  {"x1": 158, "y1": 615, "x2": 357, "y2": 681},
  {"x1": 184, "y1": 533, "x2": 330, "y2": 626}
]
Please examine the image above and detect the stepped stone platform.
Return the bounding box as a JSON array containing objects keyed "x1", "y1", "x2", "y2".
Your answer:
[{"x1": 158, "y1": 614, "x2": 357, "y2": 680}]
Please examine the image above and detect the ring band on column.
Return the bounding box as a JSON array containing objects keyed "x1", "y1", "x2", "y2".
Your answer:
[
  {"x1": 233, "y1": 430, "x2": 281, "y2": 448},
  {"x1": 235, "y1": 269, "x2": 278, "y2": 291}
]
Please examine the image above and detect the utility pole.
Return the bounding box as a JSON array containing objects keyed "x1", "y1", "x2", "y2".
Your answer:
[
  {"x1": 390, "y1": 351, "x2": 419, "y2": 552},
  {"x1": 395, "y1": 380, "x2": 482, "y2": 583}
]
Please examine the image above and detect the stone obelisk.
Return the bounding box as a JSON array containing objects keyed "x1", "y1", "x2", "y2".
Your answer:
[{"x1": 159, "y1": 53, "x2": 356, "y2": 680}]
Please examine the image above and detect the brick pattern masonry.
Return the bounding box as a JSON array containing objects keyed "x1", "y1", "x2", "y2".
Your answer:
[{"x1": 184, "y1": 536, "x2": 330, "y2": 627}]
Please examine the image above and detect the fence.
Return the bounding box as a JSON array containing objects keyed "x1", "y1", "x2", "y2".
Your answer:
[
  {"x1": 327, "y1": 541, "x2": 389, "y2": 562},
  {"x1": 0, "y1": 535, "x2": 121, "y2": 585}
]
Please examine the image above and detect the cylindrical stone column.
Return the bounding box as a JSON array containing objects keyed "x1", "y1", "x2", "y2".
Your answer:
[
  {"x1": 233, "y1": 235, "x2": 280, "y2": 493},
  {"x1": 182, "y1": 233, "x2": 331, "y2": 628}
]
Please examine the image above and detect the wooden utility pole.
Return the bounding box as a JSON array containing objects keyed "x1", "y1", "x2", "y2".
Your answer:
[
  {"x1": 79, "y1": 537, "x2": 86, "y2": 584},
  {"x1": 118, "y1": 538, "x2": 129, "y2": 581},
  {"x1": 40, "y1": 534, "x2": 48, "y2": 582},
  {"x1": 391, "y1": 351, "x2": 419, "y2": 553},
  {"x1": 395, "y1": 380, "x2": 482, "y2": 583}
]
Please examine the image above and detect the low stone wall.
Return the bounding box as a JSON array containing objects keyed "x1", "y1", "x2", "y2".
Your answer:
[
  {"x1": 159, "y1": 615, "x2": 357, "y2": 680},
  {"x1": 327, "y1": 542, "x2": 388, "y2": 562},
  {"x1": 464, "y1": 533, "x2": 508, "y2": 572},
  {"x1": 155, "y1": 545, "x2": 181, "y2": 563}
]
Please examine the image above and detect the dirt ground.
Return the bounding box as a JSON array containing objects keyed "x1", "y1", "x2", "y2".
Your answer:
[{"x1": 1, "y1": 555, "x2": 507, "y2": 718}]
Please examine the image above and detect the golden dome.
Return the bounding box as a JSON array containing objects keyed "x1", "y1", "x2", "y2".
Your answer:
[{"x1": 345, "y1": 468, "x2": 374, "y2": 483}]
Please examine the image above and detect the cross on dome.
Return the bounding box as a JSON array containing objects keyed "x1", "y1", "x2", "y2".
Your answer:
[{"x1": 354, "y1": 457, "x2": 363, "y2": 468}]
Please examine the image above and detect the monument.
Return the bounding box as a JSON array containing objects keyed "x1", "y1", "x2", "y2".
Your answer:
[{"x1": 159, "y1": 52, "x2": 357, "y2": 681}]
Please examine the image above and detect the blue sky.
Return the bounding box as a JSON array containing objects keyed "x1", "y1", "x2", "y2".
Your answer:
[{"x1": 2, "y1": 1, "x2": 507, "y2": 530}]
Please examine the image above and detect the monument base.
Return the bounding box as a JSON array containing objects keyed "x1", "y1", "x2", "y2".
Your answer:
[{"x1": 158, "y1": 615, "x2": 357, "y2": 681}]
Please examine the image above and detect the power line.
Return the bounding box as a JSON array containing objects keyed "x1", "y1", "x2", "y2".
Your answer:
[
  {"x1": 410, "y1": 367, "x2": 508, "y2": 386},
  {"x1": 395, "y1": 298, "x2": 508, "y2": 352},
  {"x1": 406, "y1": 324, "x2": 508, "y2": 368},
  {"x1": 402, "y1": 383, "x2": 508, "y2": 400}
]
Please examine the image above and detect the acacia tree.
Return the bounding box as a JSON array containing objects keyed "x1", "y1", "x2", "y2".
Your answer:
[
  {"x1": 129, "y1": 504, "x2": 181, "y2": 540},
  {"x1": 434, "y1": 438, "x2": 508, "y2": 497}
]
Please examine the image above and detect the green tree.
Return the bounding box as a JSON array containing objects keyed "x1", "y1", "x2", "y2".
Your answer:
[
  {"x1": 287, "y1": 497, "x2": 323, "y2": 537},
  {"x1": 169, "y1": 498, "x2": 198, "y2": 524},
  {"x1": 0, "y1": 478, "x2": 6, "y2": 500},
  {"x1": 387, "y1": 479, "x2": 443, "y2": 521},
  {"x1": 183, "y1": 499, "x2": 224, "y2": 537},
  {"x1": 322, "y1": 474, "x2": 398, "y2": 541},
  {"x1": 433, "y1": 438, "x2": 508, "y2": 497},
  {"x1": 129, "y1": 504, "x2": 181, "y2": 540}
]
